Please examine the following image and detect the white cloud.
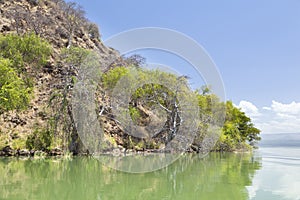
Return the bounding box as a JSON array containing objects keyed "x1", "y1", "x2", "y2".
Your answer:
[
  {"x1": 271, "y1": 100, "x2": 300, "y2": 115},
  {"x1": 237, "y1": 100, "x2": 300, "y2": 134},
  {"x1": 256, "y1": 119, "x2": 300, "y2": 134},
  {"x1": 238, "y1": 100, "x2": 261, "y2": 118},
  {"x1": 263, "y1": 101, "x2": 300, "y2": 133},
  {"x1": 262, "y1": 106, "x2": 271, "y2": 110}
]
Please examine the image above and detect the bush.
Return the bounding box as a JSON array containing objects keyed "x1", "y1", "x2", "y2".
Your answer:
[
  {"x1": 61, "y1": 46, "x2": 91, "y2": 67},
  {"x1": 128, "y1": 106, "x2": 142, "y2": 124},
  {"x1": 0, "y1": 58, "x2": 32, "y2": 111},
  {"x1": 12, "y1": 138, "x2": 26, "y2": 150},
  {"x1": 26, "y1": 128, "x2": 52, "y2": 151},
  {"x1": 0, "y1": 131, "x2": 9, "y2": 150},
  {"x1": 0, "y1": 33, "x2": 51, "y2": 71},
  {"x1": 87, "y1": 23, "x2": 100, "y2": 40},
  {"x1": 101, "y1": 66, "x2": 129, "y2": 89}
]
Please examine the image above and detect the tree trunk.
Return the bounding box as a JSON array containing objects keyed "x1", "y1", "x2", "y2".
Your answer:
[{"x1": 67, "y1": 28, "x2": 74, "y2": 48}]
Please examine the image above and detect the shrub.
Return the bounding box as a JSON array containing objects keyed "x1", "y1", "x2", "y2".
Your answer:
[
  {"x1": 61, "y1": 46, "x2": 91, "y2": 67},
  {"x1": 0, "y1": 131, "x2": 9, "y2": 150},
  {"x1": 0, "y1": 33, "x2": 51, "y2": 71},
  {"x1": 128, "y1": 106, "x2": 142, "y2": 124},
  {"x1": 87, "y1": 23, "x2": 100, "y2": 40},
  {"x1": 101, "y1": 66, "x2": 129, "y2": 89},
  {"x1": 12, "y1": 138, "x2": 26, "y2": 150},
  {"x1": 0, "y1": 58, "x2": 32, "y2": 111},
  {"x1": 26, "y1": 128, "x2": 52, "y2": 151}
]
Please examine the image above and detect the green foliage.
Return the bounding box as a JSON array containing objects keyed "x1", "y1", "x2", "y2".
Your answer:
[
  {"x1": 194, "y1": 87, "x2": 260, "y2": 151},
  {"x1": 45, "y1": 47, "x2": 98, "y2": 155},
  {"x1": 214, "y1": 101, "x2": 261, "y2": 151},
  {"x1": 128, "y1": 106, "x2": 141, "y2": 123},
  {"x1": 61, "y1": 46, "x2": 91, "y2": 67},
  {"x1": 0, "y1": 131, "x2": 9, "y2": 150},
  {"x1": 0, "y1": 58, "x2": 32, "y2": 111},
  {"x1": 225, "y1": 101, "x2": 261, "y2": 143},
  {"x1": 101, "y1": 66, "x2": 129, "y2": 89},
  {"x1": 0, "y1": 33, "x2": 51, "y2": 71},
  {"x1": 102, "y1": 67, "x2": 260, "y2": 151},
  {"x1": 145, "y1": 140, "x2": 160, "y2": 149},
  {"x1": 26, "y1": 128, "x2": 52, "y2": 151},
  {"x1": 106, "y1": 135, "x2": 117, "y2": 146},
  {"x1": 102, "y1": 66, "x2": 179, "y2": 105},
  {"x1": 12, "y1": 138, "x2": 26, "y2": 150}
]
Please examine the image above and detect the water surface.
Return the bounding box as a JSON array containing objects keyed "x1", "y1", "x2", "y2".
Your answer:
[
  {"x1": 0, "y1": 134, "x2": 299, "y2": 200},
  {"x1": 0, "y1": 153, "x2": 260, "y2": 200},
  {"x1": 247, "y1": 146, "x2": 300, "y2": 200}
]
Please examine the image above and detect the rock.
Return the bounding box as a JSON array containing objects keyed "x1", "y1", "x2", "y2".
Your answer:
[
  {"x1": 30, "y1": 150, "x2": 35, "y2": 156},
  {"x1": 2, "y1": 146, "x2": 14, "y2": 156},
  {"x1": 49, "y1": 148, "x2": 63, "y2": 156},
  {"x1": 112, "y1": 148, "x2": 121, "y2": 156},
  {"x1": 43, "y1": 63, "x2": 54, "y2": 73},
  {"x1": 190, "y1": 144, "x2": 199, "y2": 153},
  {"x1": 1, "y1": 25, "x2": 10, "y2": 32},
  {"x1": 18, "y1": 149, "x2": 30, "y2": 156},
  {"x1": 117, "y1": 145, "x2": 126, "y2": 153},
  {"x1": 10, "y1": 116, "x2": 26, "y2": 126},
  {"x1": 27, "y1": 0, "x2": 39, "y2": 6},
  {"x1": 0, "y1": 151, "x2": 5, "y2": 156}
]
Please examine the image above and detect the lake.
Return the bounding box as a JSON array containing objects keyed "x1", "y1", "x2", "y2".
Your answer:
[{"x1": 0, "y1": 134, "x2": 299, "y2": 200}]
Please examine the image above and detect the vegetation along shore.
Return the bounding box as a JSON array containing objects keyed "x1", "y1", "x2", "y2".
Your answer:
[{"x1": 0, "y1": 0, "x2": 260, "y2": 157}]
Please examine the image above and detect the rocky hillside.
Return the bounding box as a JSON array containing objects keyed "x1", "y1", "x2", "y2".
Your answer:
[
  {"x1": 0, "y1": 0, "x2": 261, "y2": 156},
  {"x1": 0, "y1": 0, "x2": 125, "y2": 154}
]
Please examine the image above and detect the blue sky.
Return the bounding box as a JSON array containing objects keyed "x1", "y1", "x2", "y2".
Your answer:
[{"x1": 68, "y1": 0, "x2": 300, "y2": 133}]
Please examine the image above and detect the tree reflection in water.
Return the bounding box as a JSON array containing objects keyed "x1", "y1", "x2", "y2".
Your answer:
[{"x1": 0, "y1": 153, "x2": 261, "y2": 200}]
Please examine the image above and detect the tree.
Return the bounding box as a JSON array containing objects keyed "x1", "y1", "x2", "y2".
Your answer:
[
  {"x1": 86, "y1": 22, "x2": 101, "y2": 40},
  {"x1": 25, "y1": 8, "x2": 50, "y2": 36},
  {"x1": 101, "y1": 66, "x2": 129, "y2": 90},
  {"x1": 61, "y1": 46, "x2": 91, "y2": 68},
  {"x1": 200, "y1": 85, "x2": 211, "y2": 95},
  {"x1": 124, "y1": 54, "x2": 146, "y2": 67},
  {"x1": 215, "y1": 101, "x2": 261, "y2": 151},
  {"x1": 47, "y1": 47, "x2": 96, "y2": 154},
  {"x1": 101, "y1": 66, "x2": 197, "y2": 150},
  {"x1": 62, "y1": 2, "x2": 86, "y2": 48}
]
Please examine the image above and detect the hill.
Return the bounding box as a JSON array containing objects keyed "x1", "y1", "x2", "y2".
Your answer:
[
  {"x1": 0, "y1": 0, "x2": 261, "y2": 156},
  {"x1": 0, "y1": 0, "x2": 123, "y2": 155}
]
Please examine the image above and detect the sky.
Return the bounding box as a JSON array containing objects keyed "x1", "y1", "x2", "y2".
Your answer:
[{"x1": 67, "y1": 0, "x2": 300, "y2": 134}]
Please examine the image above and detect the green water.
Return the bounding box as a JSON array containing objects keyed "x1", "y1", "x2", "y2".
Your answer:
[{"x1": 0, "y1": 153, "x2": 261, "y2": 200}]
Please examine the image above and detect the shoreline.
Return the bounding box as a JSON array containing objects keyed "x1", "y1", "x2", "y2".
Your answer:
[{"x1": 0, "y1": 146, "x2": 252, "y2": 157}]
